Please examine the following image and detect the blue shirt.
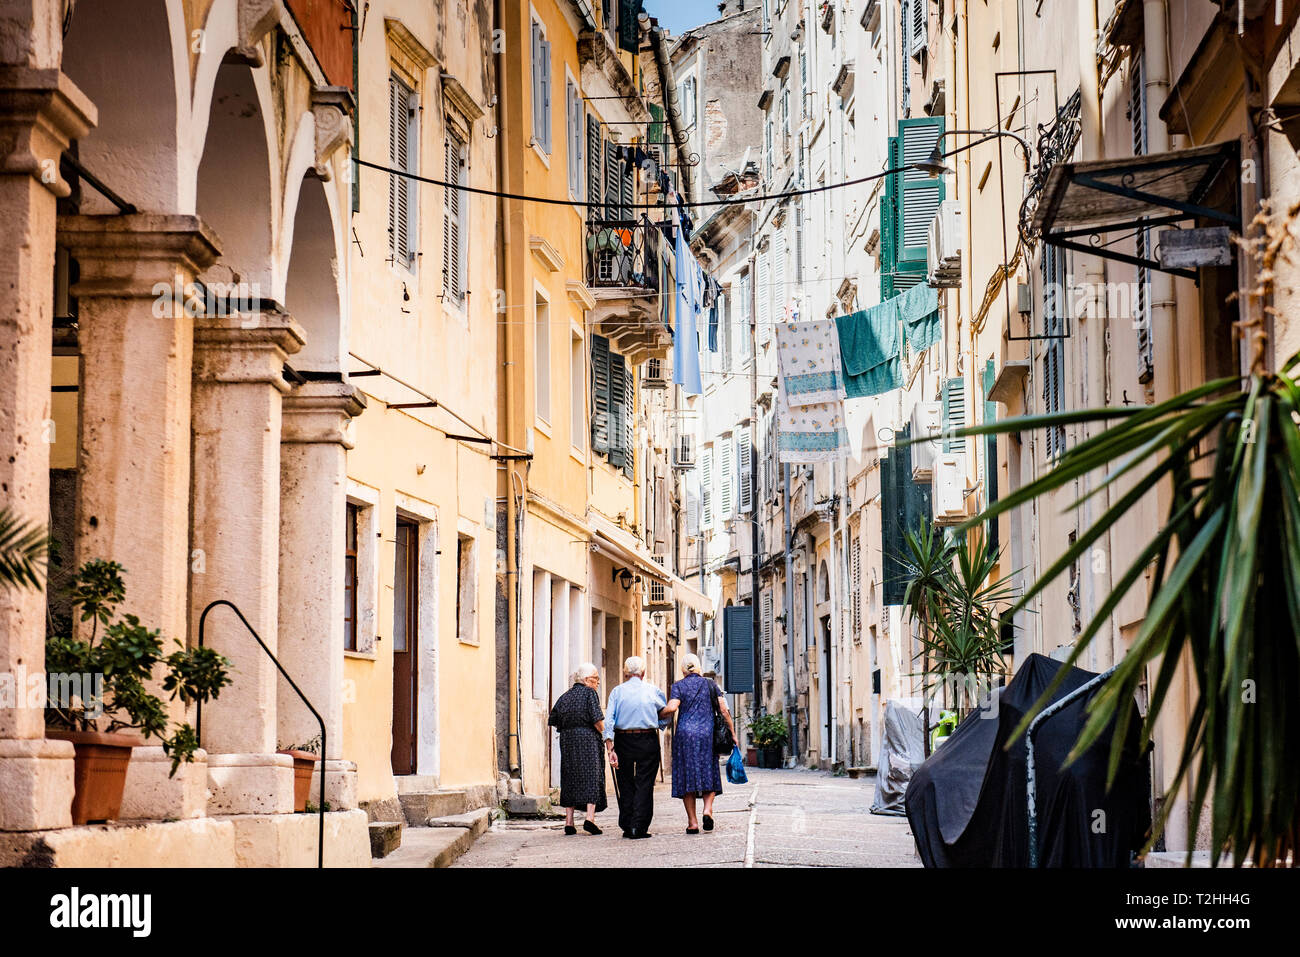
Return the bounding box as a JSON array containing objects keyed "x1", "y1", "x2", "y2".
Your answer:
[{"x1": 603, "y1": 676, "x2": 668, "y2": 741}]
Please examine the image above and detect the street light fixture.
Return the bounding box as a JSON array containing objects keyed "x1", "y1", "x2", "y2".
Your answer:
[{"x1": 910, "y1": 128, "x2": 1032, "y2": 178}]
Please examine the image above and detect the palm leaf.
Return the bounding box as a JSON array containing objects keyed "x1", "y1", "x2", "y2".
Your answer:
[{"x1": 0, "y1": 508, "x2": 48, "y2": 590}]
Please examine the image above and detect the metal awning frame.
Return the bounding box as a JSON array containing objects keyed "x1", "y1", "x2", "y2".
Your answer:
[{"x1": 1038, "y1": 142, "x2": 1240, "y2": 281}]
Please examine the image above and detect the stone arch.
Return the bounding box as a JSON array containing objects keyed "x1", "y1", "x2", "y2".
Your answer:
[
  {"x1": 194, "y1": 57, "x2": 276, "y2": 291},
  {"x1": 61, "y1": 0, "x2": 189, "y2": 213},
  {"x1": 283, "y1": 172, "x2": 344, "y2": 371}
]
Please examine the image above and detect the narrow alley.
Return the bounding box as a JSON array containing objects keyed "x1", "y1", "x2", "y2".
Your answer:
[{"x1": 452, "y1": 768, "x2": 920, "y2": 868}]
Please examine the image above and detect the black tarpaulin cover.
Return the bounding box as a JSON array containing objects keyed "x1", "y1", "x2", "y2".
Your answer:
[{"x1": 905, "y1": 653, "x2": 1150, "y2": 867}]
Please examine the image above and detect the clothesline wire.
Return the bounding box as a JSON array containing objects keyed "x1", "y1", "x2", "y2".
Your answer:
[{"x1": 354, "y1": 155, "x2": 916, "y2": 211}]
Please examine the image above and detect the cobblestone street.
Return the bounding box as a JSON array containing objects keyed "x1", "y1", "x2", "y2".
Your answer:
[{"x1": 453, "y1": 767, "x2": 921, "y2": 868}]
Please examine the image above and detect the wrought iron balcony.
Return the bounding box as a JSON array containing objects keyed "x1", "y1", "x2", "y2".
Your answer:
[{"x1": 584, "y1": 215, "x2": 661, "y2": 292}]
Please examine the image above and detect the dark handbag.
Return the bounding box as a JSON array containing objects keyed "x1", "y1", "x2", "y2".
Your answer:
[{"x1": 710, "y1": 684, "x2": 734, "y2": 756}]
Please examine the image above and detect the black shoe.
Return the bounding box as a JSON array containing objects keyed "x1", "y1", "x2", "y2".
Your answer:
[
  {"x1": 564, "y1": 825, "x2": 577, "y2": 836},
  {"x1": 703, "y1": 814, "x2": 714, "y2": 832},
  {"x1": 622, "y1": 829, "x2": 633, "y2": 839},
  {"x1": 631, "y1": 831, "x2": 653, "y2": 839},
  {"x1": 686, "y1": 827, "x2": 700, "y2": 834},
  {"x1": 583, "y1": 820, "x2": 602, "y2": 835}
]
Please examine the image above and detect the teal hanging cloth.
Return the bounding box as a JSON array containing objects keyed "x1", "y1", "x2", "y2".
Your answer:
[
  {"x1": 836, "y1": 302, "x2": 903, "y2": 398},
  {"x1": 898, "y1": 282, "x2": 941, "y2": 353}
]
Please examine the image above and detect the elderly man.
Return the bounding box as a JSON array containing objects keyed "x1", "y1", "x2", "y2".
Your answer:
[{"x1": 604, "y1": 656, "x2": 668, "y2": 839}]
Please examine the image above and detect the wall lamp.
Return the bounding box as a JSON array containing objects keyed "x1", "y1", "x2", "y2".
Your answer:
[
  {"x1": 910, "y1": 129, "x2": 1032, "y2": 178},
  {"x1": 612, "y1": 566, "x2": 639, "y2": 591}
]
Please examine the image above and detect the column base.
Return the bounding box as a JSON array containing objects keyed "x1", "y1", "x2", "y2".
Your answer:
[
  {"x1": 309, "y1": 759, "x2": 358, "y2": 810},
  {"x1": 120, "y1": 746, "x2": 210, "y2": 821},
  {"x1": 206, "y1": 752, "x2": 294, "y2": 815},
  {"x1": 0, "y1": 738, "x2": 75, "y2": 831}
]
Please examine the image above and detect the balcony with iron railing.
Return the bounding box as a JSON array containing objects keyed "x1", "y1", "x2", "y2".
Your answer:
[{"x1": 584, "y1": 214, "x2": 672, "y2": 364}]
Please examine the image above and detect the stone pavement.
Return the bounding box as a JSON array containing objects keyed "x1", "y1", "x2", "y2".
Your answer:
[{"x1": 452, "y1": 766, "x2": 922, "y2": 868}]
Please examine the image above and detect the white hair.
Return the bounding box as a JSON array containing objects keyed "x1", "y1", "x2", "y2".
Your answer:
[
  {"x1": 681, "y1": 653, "x2": 702, "y2": 676},
  {"x1": 624, "y1": 655, "x2": 646, "y2": 677},
  {"x1": 572, "y1": 662, "x2": 598, "y2": 683}
]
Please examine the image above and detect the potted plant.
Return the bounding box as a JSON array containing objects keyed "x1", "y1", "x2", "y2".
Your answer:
[
  {"x1": 45, "y1": 559, "x2": 232, "y2": 824},
  {"x1": 277, "y1": 734, "x2": 322, "y2": 813},
  {"x1": 749, "y1": 712, "x2": 789, "y2": 769}
]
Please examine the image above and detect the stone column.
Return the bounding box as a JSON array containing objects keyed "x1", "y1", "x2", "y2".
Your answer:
[
  {"x1": 56, "y1": 214, "x2": 220, "y2": 820},
  {"x1": 190, "y1": 308, "x2": 304, "y2": 815},
  {"x1": 0, "y1": 66, "x2": 94, "y2": 831},
  {"x1": 277, "y1": 379, "x2": 365, "y2": 810}
]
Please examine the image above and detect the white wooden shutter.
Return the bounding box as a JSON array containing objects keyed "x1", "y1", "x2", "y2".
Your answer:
[
  {"x1": 851, "y1": 532, "x2": 861, "y2": 637},
  {"x1": 540, "y1": 38, "x2": 552, "y2": 153},
  {"x1": 910, "y1": 0, "x2": 928, "y2": 58},
  {"x1": 389, "y1": 75, "x2": 417, "y2": 268},
  {"x1": 761, "y1": 590, "x2": 773, "y2": 678},
  {"x1": 756, "y1": 250, "x2": 770, "y2": 332},
  {"x1": 531, "y1": 22, "x2": 543, "y2": 143},
  {"x1": 772, "y1": 225, "x2": 786, "y2": 322},
  {"x1": 719, "y1": 436, "x2": 734, "y2": 517},
  {"x1": 738, "y1": 426, "x2": 753, "y2": 513},
  {"x1": 701, "y1": 448, "x2": 714, "y2": 527}
]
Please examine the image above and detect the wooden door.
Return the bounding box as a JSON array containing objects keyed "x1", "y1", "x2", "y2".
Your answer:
[{"x1": 391, "y1": 519, "x2": 418, "y2": 775}]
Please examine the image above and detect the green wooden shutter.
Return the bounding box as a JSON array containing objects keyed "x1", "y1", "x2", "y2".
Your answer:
[
  {"x1": 723, "y1": 603, "x2": 755, "y2": 693},
  {"x1": 604, "y1": 140, "x2": 621, "y2": 220},
  {"x1": 896, "y1": 117, "x2": 944, "y2": 269},
  {"x1": 608, "y1": 350, "x2": 628, "y2": 468},
  {"x1": 591, "y1": 334, "x2": 610, "y2": 452},
  {"x1": 942, "y1": 376, "x2": 966, "y2": 453},
  {"x1": 621, "y1": 362, "x2": 634, "y2": 478},
  {"x1": 586, "y1": 114, "x2": 603, "y2": 207},
  {"x1": 880, "y1": 449, "x2": 906, "y2": 604},
  {"x1": 881, "y1": 135, "x2": 899, "y2": 299}
]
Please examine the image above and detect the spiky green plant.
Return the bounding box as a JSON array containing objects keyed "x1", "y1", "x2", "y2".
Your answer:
[
  {"x1": 953, "y1": 356, "x2": 1300, "y2": 867},
  {"x1": 0, "y1": 508, "x2": 48, "y2": 590}
]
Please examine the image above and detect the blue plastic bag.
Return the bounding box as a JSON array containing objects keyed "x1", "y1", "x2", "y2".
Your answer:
[{"x1": 726, "y1": 745, "x2": 748, "y2": 785}]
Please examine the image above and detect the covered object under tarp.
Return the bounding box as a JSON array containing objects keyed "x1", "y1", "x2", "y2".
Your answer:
[
  {"x1": 905, "y1": 654, "x2": 1150, "y2": 867},
  {"x1": 871, "y1": 700, "x2": 925, "y2": 815}
]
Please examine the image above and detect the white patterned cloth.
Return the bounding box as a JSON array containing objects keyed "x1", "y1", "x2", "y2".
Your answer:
[
  {"x1": 775, "y1": 319, "x2": 847, "y2": 407},
  {"x1": 777, "y1": 384, "x2": 850, "y2": 463}
]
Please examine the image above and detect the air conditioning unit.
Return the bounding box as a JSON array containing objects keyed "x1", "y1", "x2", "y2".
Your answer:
[
  {"x1": 927, "y1": 199, "x2": 963, "y2": 288},
  {"x1": 673, "y1": 433, "x2": 697, "y2": 469},
  {"x1": 909, "y1": 401, "x2": 944, "y2": 481},
  {"x1": 643, "y1": 357, "x2": 668, "y2": 389},
  {"x1": 931, "y1": 453, "x2": 967, "y2": 525}
]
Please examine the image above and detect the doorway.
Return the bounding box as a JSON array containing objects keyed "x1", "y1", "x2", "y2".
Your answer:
[
  {"x1": 820, "y1": 614, "x2": 832, "y2": 762},
  {"x1": 391, "y1": 517, "x2": 419, "y2": 775}
]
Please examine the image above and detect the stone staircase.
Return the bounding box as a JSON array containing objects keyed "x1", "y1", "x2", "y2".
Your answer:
[{"x1": 365, "y1": 779, "x2": 500, "y2": 867}]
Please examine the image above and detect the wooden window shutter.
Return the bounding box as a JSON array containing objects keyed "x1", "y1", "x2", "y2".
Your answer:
[
  {"x1": 881, "y1": 135, "x2": 899, "y2": 297},
  {"x1": 896, "y1": 118, "x2": 944, "y2": 269},
  {"x1": 851, "y1": 531, "x2": 861, "y2": 637},
  {"x1": 443, "y1": 129, "x2": 465, "y2": 302},
  {"x1": 719, "y1": 437, "x2": 734, "y2": 517},
  {"x1": 738, "y1": 426, "x2": 753, "y2": 513},
  {"x1": 531, "y1": 22, "x2": 543, "y2": 143},
  {"x1": 702, "y1": 447, "x2": 714, "y2": 527},
  {"x1": 608, "y1": 350, "x2": 628, "y2": 468},
  {"x1": 620, "y1": 147, "x2": 634, "y2": 220},
  {"x1": 761, "y1": 590, "x2": 773, "y2": 678},
  {"x1": 586, "y1": 114, "x2": 603, "y2": 206},
  {"x1": 590, "y1": 334, "x2": 611, "y2": 453},
  {"x1": 540, "y1": 38, "x2": 552, "y2": 152},
  {"x1": 756, "y1": 250, "x2": 770, "y2": 330},
  {"x1": 880, "y1": 450, "x2": 905, "y2": 604},
  {"x1": 622, "y1": 362, "x2": 634, "y2": 478},
  {"x1": 910, "y1": 0, "x2": 928, "y2": 58},
  {"x1": 942, "y1": 376, "x2": 966, "y2": 453},
  {"x1": 389, "y1": 75, "x2": 416, "y2": 267},
  {"x1": 772, "y1": 226, "x2": 786, "y2": 321}
]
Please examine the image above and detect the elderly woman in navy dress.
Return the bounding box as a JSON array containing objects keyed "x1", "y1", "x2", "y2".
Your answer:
[
  {"x1": 547, "y1": 662, "x2": 606, "y2": 835},
  {"x1": 660, "y1": 654, "x2": 737, "y2": 833}
]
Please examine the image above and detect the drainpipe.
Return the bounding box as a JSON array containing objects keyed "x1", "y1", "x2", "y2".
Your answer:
[
  {"x1": 826, "y1": 462, "x2": 839, "y2": 767},
  {"x1": 783, "y1": 463, "x2": 798, "y2": 758},
  {"x1": 494, "y1": 0, "x2": 524, "y2": 780},
  {"x1": 644, "y1": 18, "x2": 694, "y2": 204}
]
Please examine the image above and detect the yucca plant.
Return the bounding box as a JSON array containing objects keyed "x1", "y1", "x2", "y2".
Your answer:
[
  {"x1": 952, "y1": 355, "x2": 1300, "y2": 866},
  {"x1": 900, "y1": 524, "x2": 1014, "y2": 727},
  {"x1": 0, "y1": 507, "x2": 48, "y2": 590}
]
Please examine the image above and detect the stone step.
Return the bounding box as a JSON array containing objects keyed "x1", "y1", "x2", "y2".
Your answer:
[
  {"x1": 368, "y1": 821, "x2": 403, "y2": 859},
  {"x1": 504, "y1": 793, "x2": 562, "y2": 818},
  {"x1": 398, "y1": 790, "x2": 469, "y2": 825},
  {"x1": 372, "y1": 809, "x2": 492, "y2": 868}
]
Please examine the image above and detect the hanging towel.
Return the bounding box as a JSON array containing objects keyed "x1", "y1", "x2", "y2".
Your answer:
[
  {"x1": 775, "y1": 319, "x2": 847, "y2": 407},
  {"x1": 898, "y1": 282, "x2": 941, "y2": 353},
  {"x1": 673, "y1": 217, "x2": 703, "y2": 395},
  {"x1": 777, "y1": 386, "x2": 850, "y2": 463},
  {"x1": 836, "y1": 304, "x2": 904, "y2": 399}
]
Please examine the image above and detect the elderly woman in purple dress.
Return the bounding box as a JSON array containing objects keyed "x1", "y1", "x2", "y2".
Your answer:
[{"x1": 661, "y1": 654, "x2": 737, "y2": 834}]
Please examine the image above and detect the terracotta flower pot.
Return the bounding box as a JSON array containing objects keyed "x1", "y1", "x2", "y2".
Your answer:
[
  {"x1": 278, "y1": 749, "x2": 320, "y2": 812},
  {"x1": 46, "y1": 729, "x2": 141, "y2": 825}
]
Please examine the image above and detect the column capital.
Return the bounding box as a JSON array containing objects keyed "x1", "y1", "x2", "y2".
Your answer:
[
  {"x1": 57, "y1": 213, "x2": 222, "y2": 298},
  {"x1": 0, "y1": 67, "x2": 96, "y2": 197},
  {"x1": 281, "y1": 380, "x2": 368, "y2": 447},
  {"x1": 193, "y1": 309, "x2": 306, "y2": 390}
]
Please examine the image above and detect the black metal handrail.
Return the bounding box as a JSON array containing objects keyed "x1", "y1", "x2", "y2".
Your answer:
[
  {"x1": 196, "y1": 599, "x2": 327, "y2": 869},
  {"x1": 585, "y1": 215, "x2": 661, "y2": 292}
]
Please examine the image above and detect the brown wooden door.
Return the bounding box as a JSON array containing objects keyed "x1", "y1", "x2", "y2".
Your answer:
[{"x1": 391, "y1": 519, "x2": 418, "y2": 775}]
